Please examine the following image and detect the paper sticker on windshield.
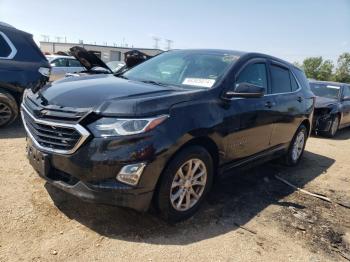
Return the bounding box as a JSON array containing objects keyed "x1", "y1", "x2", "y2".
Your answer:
[{"x1": 182, "y1": 78, "x2": 216, "y2": 88}]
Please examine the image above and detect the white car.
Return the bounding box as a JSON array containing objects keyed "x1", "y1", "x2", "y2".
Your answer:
[{"x1": 46, "y1": 55, "x2": 84, "y2": 81}]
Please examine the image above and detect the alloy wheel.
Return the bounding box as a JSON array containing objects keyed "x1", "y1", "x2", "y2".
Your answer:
[
  {"x1": 0, "y1": 102, "x2": 12, "y2": 126},
  {"x1": 292, "y1": 130, "x2": 305, "y2": 161},
  {"x1": 170, "y1": 159, "x2": 207, "y2": 212},
  {"x1": 331, "y1": 117, "x2": 339, "y2": 136}
]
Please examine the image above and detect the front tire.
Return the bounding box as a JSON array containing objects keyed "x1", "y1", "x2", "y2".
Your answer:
[
  {"x1": 155, "y1": 146, "x2": 214, "y2": 223},
  {"x1": 284, "y1": 125, "x2": 307, "y2": 166},
  {"x1": 324, "y1": 115, "x2": 339, "y2": 138},
  {"x1": 0, "y1": 91, "x2": 18, "y2": 127}
]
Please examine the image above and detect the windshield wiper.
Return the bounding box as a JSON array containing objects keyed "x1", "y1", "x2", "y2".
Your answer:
[
  {"x1": 116, "y1": 74, "x2": 128, "y2": 80},
  {"x1": 140, "y1": 80, "x2": 168, "y2": 87}
]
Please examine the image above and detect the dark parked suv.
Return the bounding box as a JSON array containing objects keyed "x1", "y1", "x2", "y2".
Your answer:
[
  {"x1": 0, "y1": 22, "x2": 50, "y2": 127},
  {"x1": 310, "y1": 80, "x2": 350, "y2": 137},
  {"x1": 22, "y1": 49, "x2": 314, "y2": 222}
]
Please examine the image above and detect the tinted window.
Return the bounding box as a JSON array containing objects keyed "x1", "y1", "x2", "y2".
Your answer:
[
  {"x1": 51, "y1": 58, "x2": 67, "y2": 67},
  {"x1": 270, "y1": 65, "x2": 292, "y2": 93},
  {"x1": 0, "y1": 33, "x2": 12, "y2": 58},
  {"x1": 343, "y1": 86, "x2": 350, "y2": 98},
  {"x1": 290, "y1": 73, "x2": 299, "y2": 91},
  {"x1": 68, "y1": 59, "x2": 81, "y2": 67},
  {"x1": 236, "y1": 63, "x2": 267, "y2": 90},
  {"x1": 293, "y1": 68, "x2": 310, "y2": 91}
]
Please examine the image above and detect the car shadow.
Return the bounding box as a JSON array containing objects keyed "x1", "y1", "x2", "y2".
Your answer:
[
  {"x1": 311, "y1": 127, "x2": 350, "y2": 140},
  {"x1": 0, "y1": 119, "x2": 25, "y2": 139},
  {"x1": 333, "y1": 127, "x2": 350, "y2": 140},
  {"x1": 45, "y1": 150, "x2": 334, "y2": 245}
]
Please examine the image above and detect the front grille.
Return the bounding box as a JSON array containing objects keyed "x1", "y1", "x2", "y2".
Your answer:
[{"x1": 21, "y1": 105, "x2": 90, "y2": 154}]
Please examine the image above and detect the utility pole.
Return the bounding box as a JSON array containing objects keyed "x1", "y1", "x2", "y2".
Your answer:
[
  {"x1": 41, "y1": 35, "x2": 50, "y2": 42},
  {"x1": 152, "y1": 36, "x2": 161, "y2": 49},
  {"x1": 165, "y1": 39, "x2": 173, "y2": 50},
  {"x1": 55, "y1": 36, "x2": 63, "y2": 43}
]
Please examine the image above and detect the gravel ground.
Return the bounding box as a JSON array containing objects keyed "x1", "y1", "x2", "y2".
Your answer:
[{"x1": 0, "y1": 120, "x2": 349, "y2": 262}]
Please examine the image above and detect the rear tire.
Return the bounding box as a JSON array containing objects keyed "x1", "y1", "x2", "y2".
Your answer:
[
  {"x1": 323, "y1": 115, "x2": 339, "y2": 138},
  {"x1": 284, "y1": 124, "x2": 307, "y2": 166},
  {"x1": 0, "y1": 91, "x2": 18, "y2": 127},
  {"x1": 155, "y1": 146, "x2": 214, "y2": 223}
]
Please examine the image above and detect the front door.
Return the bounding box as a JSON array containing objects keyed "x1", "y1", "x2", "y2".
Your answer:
[{"x1": 222, "y1": 60, "x2": 274, "y2": 161}]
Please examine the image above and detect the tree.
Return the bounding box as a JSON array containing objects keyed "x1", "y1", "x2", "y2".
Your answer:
[
  {"x1": 296, "y1": 57, "x2": 335, "y2": 81},
  {"x1": 317, "y1": 60, "x2": 334, "y2": 81},
  {"x1": 302, "y1": 57, "x2": 323, "y2": 79},
  {"x1": 334, "y1": 52, "x2": 350, "y2": 83}
]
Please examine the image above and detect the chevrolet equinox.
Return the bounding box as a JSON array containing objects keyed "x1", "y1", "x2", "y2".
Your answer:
[{"x1": 22, "y1": 49, "x2": 314, "y2": 222}]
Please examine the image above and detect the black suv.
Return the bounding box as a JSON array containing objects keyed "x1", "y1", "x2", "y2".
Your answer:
[
  {"x1": 310, "y1": 80, "x2": 350, "y2": 137},
  {"x1": 22, "y1": 49, "x2": 314, "y2": 222},
  {"x1": 0, "y1": 22, "x2": 50, "y2": 127}
]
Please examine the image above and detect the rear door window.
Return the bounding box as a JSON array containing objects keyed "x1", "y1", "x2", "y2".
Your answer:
[
  {"x1": 0, "y1": 33, "x2": 12, "y2": 58},
  {"x1": 290, "y1": 73, "x2": 299, "y2": 91},
  {"x1": 52, "y1": 58, "x2": 67, "y2": 67},
  {"x1": 236, "y1": 63, "x2": 268, "y2": 90},
  {"x1": 68, "y1": 59, "x2": 82, "y2": 67},
  {"x1": 270, "y1": 64, "x2": 292, "y2": 94}
]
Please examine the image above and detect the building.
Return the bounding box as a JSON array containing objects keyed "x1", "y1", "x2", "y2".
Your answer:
[{"x1": 40, "y1": 41, "x2": 163, "y2": 62}]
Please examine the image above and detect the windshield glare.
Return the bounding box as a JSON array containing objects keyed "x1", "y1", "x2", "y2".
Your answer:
[
  {"x1": 123, "y1": 51, "x2": 239, "y2": 88},
  {"x1": 310, "y1": 83, "x2": 340, "y2": 100}
]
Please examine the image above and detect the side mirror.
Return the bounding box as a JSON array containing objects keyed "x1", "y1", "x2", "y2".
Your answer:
[
  {"x1": 50, "y1": 63, "x2": 56, "y2": 67},
  {"x1": 224, "y1": 82, "x2": 265, "y2": 98},
  {"x1": 342, "y1": 96, "x2": 350, "y2": 102}
]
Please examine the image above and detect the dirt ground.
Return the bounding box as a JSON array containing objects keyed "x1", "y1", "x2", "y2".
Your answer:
[{"x1": 0, "y1": 120, "x2": 349, "y2": 262}]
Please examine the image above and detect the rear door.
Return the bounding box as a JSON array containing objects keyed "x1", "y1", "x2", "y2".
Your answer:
[
  {"x1": 268, "y1": 61, "x2": 305, "y2": 146},
  {"x1": 222, "y1": 59, "x2": 274, "y2": 160},
  {"x1": 340, "y1": 85, "x2": 350, "y2": 126}
]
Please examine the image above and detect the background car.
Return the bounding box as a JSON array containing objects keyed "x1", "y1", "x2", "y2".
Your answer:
[
  {"x1": 0, "y1": 21, "x2": 50, "y2": 127},
  {"x1": 310, "y1": 80, "x2": 350, "y2": 137},
  {"x1": 46, "y1": 55, "x2": 84, "y2": 81}
]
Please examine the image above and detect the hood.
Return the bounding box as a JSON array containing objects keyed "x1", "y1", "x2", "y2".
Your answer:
[
  {"x1": 69, "y1": 46, "x2": 112, "y2": 73},
  {"x1": 314, "y1": 96, "x2": 338, "y2": 109},
  {"x1": 37, "y1": 74, "x2": 202, "y2": 116}
]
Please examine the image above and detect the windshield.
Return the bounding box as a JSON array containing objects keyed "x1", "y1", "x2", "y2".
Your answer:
[
  {"x1": 107, "y1": 61, "x2": 125, "y2": 72},
  {"x1": 123, "y1": 50, "x2": 239, "y2": 88},
  {"x1": 310, "y1": 83, "x2": 340, "y2": 100}
]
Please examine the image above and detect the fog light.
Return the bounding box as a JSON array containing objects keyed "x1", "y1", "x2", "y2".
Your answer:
[{"x1": 117, "y1": 163, "x2": 146, "y2": 186}]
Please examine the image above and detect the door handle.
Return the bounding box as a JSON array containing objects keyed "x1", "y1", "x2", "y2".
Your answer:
[
  {"x1": 297, "y1": 96, "x2": 303, "y2": 102},
  {"x1": 265, "y1": 101, "x2": 275, "y2": 108}
]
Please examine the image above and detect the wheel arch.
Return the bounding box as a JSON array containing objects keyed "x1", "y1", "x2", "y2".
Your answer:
[{"x1": 300, "y1": 119, "x2": 311, "y2": 137}]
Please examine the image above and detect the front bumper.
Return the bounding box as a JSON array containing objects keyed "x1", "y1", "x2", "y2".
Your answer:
[
  {"x1": 313, "y1": 113, "x2": 333, "y2": 132},
  {"x1": 38, "y1": 169, "x2": 154, "y2": 211},
  {"x1": 25, "y1": 128, "x2": 172, "y2": 211}
]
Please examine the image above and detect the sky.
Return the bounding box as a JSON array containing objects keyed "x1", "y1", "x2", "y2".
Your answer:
[{"x1": 1, "y1": 0, "x2": 349, "y2": 63}]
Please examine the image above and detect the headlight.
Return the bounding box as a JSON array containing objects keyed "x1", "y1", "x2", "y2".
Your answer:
[
  {"x1": 38, "y1": 67, "x2": 51, "y2": 77},
  {"x1": 88, "y1": 115, "x2": 168, "y2": 137}
]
